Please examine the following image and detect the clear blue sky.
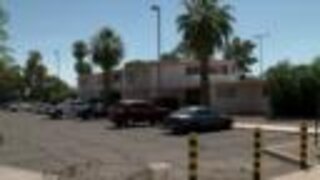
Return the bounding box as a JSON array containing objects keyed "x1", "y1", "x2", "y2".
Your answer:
[{"x1": 6, "y1": 0, "x2": 320, "y2": 86}]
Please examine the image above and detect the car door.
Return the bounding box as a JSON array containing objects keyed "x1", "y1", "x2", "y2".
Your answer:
[
  {"x1": 62, "y1": 102, "x2": 73, "y2": 117},
  {"x1": 195, "y1": 109, "x2": 218, "y2": 128}
]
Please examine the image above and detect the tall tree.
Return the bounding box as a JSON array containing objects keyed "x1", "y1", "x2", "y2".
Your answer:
[
  {"x1": 42, "y1": 75, "x2": 74, "y2": 103},
  {"x1": 25, "y1": 51, "x2": 41, "y2": 90},
  {"x1": 74, "y1": 61, "x2": 92, "y2": 75},
  {"x1": 177, "y1": 0, "x2": 234, "y2": 105},
  {"x1": 0, "y1": 59, "x2": 23, "y2": 102},
  {"x1": 224, "y1": 37, "x2": 257, "y2": 79},
  {"x1": 266, "y1": 59, "x2": 320, "y2": 117},
  {"x1": 72, "y1": 40, "x2": 87, "y2": 62},
  {"x1": 0, "y1": 0, "x2": 9, "y2": 58},
  {"x1": 72, "y1": 40, "x2": 92, "y2": 75},
  {"x1": 160, "y1": 52, "x2": 180, "y2": 61},
  {"x1": 91, "y1": 27, "x2": 124, "y2": 103},
  {"x1": 24, "y1": 50, "x2": 48, "y2": 100},
  {"x1": 0, "y1": 1, "x2": 22, "y2": 102},
  {"x1": 160, "y1": 42, "x2": 192, "y2": 61}
]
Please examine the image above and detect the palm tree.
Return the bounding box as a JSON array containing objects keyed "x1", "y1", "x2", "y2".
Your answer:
[
  {"x1": 74, "y1": 61, "x2": 92, "y2": 75},
  {"x1": 91, "y1": 27, "x2": 124, "y2": 103},
  {"x1": 72, "y1": 41, "x2": 87, "y2": 61},
  {"x1": 160, "y1": 42, "x2": 193, "y2": 61},
  {"x1": 24, "y1": 51, "x2": 42, "y2": 92},
  {"x1": 224, "y1": 37, "x2": 257, "y2": 79},
  {"x1": 177, "y1": 0, "x2": 234, "y2": 105},
  {"x1": 24, "y1": 50, "x2": 48, "y2": 100},
  {"x1": 72, "y1": 40, "x2": 91, "y2": 75}
]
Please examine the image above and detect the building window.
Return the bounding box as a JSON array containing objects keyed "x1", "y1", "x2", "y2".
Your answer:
[
  {"x1": 186, "y1": 65, "x2": 230, "y2": 75},
  {"x1": 186, "y1": 66, "x2": 199, "y2": 75},
  {"x1": 126, "y1": 71, "x2": 135, "y2": 84},
  {"x1": 221, "y1": 65, "x2": 229, "y2": 75},
  {"x1": 186, "y1": 66, "x2": 220, "y2": 75},
  {"x1": 113, "y1": 73, "x2": 121, "y2": 81}
]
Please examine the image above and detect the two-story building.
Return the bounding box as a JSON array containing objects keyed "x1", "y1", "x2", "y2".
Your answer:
[
  {"x1": 78, "y1": 59, "x2": 268, "y2": 114},
  {"x1": 122, "y1": 59, "x2": 240, "y2": 104}
]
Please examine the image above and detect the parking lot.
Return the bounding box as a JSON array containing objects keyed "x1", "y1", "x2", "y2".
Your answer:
[{"x1": 0, "y1": 111, "x2": 300, "y2": 180}]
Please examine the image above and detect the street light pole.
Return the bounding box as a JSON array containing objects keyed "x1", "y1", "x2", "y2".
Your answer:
[
  {"x1": 254, "y1": 33, "x2": 269, "y2": 76},
  {"x1": 151, "y1": 4, "x2": 162, "y2": 98},
  {"x1": 54, "y1": 50, "x2": 61, "y2": 79}
]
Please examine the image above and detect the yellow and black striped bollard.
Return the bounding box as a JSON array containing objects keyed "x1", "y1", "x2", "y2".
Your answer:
[
  {"x1": 0, "y1": 133, "x2": 3, "y2": 146},
  {"x1": 188, "y1": 132, "x2": 199, "y2": 180},
  {"x1": 253, "y1": 128, "x2": 262, "y2": 180},
  {"x1": 300, "y1": 122, "x2": 308, "y2": 170}
]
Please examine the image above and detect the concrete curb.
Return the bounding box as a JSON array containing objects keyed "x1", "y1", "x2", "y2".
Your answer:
[
  {"x1": 0, "y1": 165, "x2": 58, "y2": 180},
  {"x1": 263, "y1": 145, "x2": 316, "y2": 170},
  {"x1": 263, "y1": 148, "x2": 303, "y2": 167},
  {"x1": 272, "y1": 166, "x2": 320, "y2": 180},
  {"x1": 234, "y1": 122, "x2": 318, "y2": 135}
]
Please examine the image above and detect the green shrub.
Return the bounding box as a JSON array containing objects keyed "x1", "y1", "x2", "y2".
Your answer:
[{"x1": 266, "y1": 58, "x2": 320, "y2": 118}]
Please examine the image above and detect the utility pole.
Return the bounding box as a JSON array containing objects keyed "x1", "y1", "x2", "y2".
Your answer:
[
  {"x1": 151, "y1": 4, "x2": 162, "y2": 98},
  {"x1": 254, "y1": 33, "x2": 269, "y2": 76}
]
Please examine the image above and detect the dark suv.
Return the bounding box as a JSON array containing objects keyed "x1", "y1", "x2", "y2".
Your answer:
[{"x1": 108, "y1": 100, "x2": 170, "y2": 128}]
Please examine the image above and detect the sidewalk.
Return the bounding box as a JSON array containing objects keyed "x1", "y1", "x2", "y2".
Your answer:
[
  {"x1": 234, "y1": 122, "x2": 318, "y2": 134},
  {"x1": 0, "y1": 165, "x2": 57, "y2": 180},
  {"x1": 273, "y1": 166, "x2": 320, "y2": 180}
]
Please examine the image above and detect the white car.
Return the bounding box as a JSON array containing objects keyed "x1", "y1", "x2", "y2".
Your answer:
[
  {"x1": 8, "y1": 103, "x2": 19, "y2": 112},
  {"x1": 7, "y1": 102, "x2": 33, "y2": 112},
  {"x1": 35, "y1": 103, "x2": 55, "y2": 114},
  {"x1": 50, "y1": 100, "x2": 89, "y2": 119}
]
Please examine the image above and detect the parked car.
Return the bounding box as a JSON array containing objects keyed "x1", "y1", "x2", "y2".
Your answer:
[
  {"x1": 165, "y1": 106, "x2": 233, "y2": 134},
  {"x1": 49, "y1": 99, "x2": 89, "y2": 119},
  {"x1": 34, "y1": 103, "x2": 54, "y2": 114},
  {"x1": 6, "y1": 102, "x2": 32, "y2": 112},
  {"x1": 7, "y1": 103, "x2": 19, "y2": 112},
  {"x1": 93, "y1": 101, "x2": 108, "y2": 117},
  {"x1": 108, "y1": 99, "x2": 171, "y2": 128},
  {"x1": 19, "y1": 102, "x2": 33, "y2": 112},
  {"x1": 74, "y1": 100, "x2": 108, "y2": 120}
]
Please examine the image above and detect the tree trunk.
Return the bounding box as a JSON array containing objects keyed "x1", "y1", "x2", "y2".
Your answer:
[
  {"x1": 199, "y1": 57, "x2": 211, "y2": 106},
  {"x1": 102, "y1": 71, "x2": 111, "y2": 104}
]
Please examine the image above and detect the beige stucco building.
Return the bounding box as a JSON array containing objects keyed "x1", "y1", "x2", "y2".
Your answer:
[
  {"x1": 78, "y1": 59, "x2": 268, "y2": 114},
  {"x1": 122, "y1": 60, "x2": 240, "y2": 101},
  {"x1": 212, "y1": 80, "x2": 268, "y2": 114}
]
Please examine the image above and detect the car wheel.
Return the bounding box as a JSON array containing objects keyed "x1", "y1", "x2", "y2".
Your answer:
[
  {"x1": 149, "y1": 119, "x2": 157, "y2": 126},
  {"x1": 172, "y1": 126, "x2": 188, "y2": 135},
  {"x1": 114, "y1": 121, "x2": 124, "y2": 128},
  {"x1": 223, "y1": 119, "x2": 233, "y2": 129},
  {"x1": 81, "y1": 111, "x2": 91, "y2": 121},
  {"x1": 114, "y1": 119, "x2": 128, "y2": 128},
  {"x1": 51, "y1": 110, "x2": 62, "y2": 120}
]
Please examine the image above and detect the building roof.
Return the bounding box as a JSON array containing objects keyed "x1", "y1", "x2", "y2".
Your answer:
[
  {"x1": 215, "y1": 79, "x2": 265, "y2": 87},
  {"x1": 126, "y1": 59, "x2": 236, "y2": 67}
]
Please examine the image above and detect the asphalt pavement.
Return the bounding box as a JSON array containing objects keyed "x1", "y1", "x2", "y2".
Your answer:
[{"x1": 0, "y1": 111, "x2": 301, "y2": 180}]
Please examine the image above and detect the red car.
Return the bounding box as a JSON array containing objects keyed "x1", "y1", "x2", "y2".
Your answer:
[{"x1": 108, "y1": 100, "x2": 170, "y2": 128}]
